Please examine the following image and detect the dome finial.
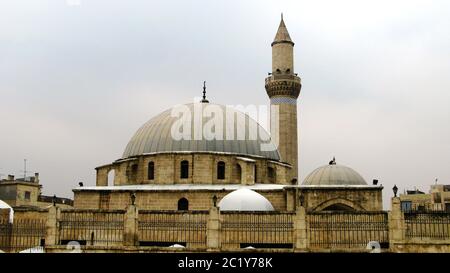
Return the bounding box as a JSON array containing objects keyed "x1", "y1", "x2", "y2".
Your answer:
[
  {"x1": 329, "y1": 156, "x2": 336, "y2": 165},
  {"x1": 201, "y1": 81, "x2": 209, "y2": 103}
]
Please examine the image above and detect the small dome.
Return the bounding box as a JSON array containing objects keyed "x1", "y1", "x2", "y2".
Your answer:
[
  {"x1": 122, "y1": 103, "x2": 280, "y2": 160},
  {"x1": 0, "y1": 199, "x2": 14, "y2": 223},
  {"x1": 218, "y1": 188, "x2": 275, "y2": 211},
  {"x1": 302, "y1": 160, "x2": 367, "y2": 186}
]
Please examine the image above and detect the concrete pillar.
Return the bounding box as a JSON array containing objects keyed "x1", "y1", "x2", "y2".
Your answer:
[
  {"x1": 45, "y1": 206, "x2": 60, "y2": 247},
  {"x1": 389, "y1": 197, "x2": 406, "y2": 252},
  {"x1": 293, "y1": 206, "x2": 308, "y2": 251},
  {"x1": 207, "y1": 207, "x2": 221, "y2": 251},
  {"x1": 123, "y1": 204, "x2": 138, "y2": 246}
]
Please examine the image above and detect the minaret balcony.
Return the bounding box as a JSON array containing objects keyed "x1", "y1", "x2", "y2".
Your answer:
[{"x1": 265, "y1": 75, "x2": 301, "y2": 98}]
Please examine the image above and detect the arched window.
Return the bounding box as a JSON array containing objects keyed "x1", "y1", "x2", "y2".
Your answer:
[
  {"x1": 107, "y1": 169, "x2": 115, "y2": 186},
  {"x1": 322, "y1": 203, "x2": 355, "y2": 212},
  {"x1": 178, "y1": 198, "x2": 189, "y2": 211},
  {"x1": 180, "y1": 160, "x2": 189, "y2": 179},
  {"x1": 217, "y1": 161, "x2": 225, "y2": 180},
  {"x1": 147, "y1": 161, "x2": 154, "y2": 180}
]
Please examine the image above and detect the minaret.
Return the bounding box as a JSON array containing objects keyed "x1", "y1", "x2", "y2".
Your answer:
[{"x1": 265, "y1": 14, "x2": 301, "y2": 181}]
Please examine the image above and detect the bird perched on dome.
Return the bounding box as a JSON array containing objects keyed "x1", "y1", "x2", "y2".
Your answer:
[{"x1": 329, "y1": 157, "x2": 336, "y2": 165}]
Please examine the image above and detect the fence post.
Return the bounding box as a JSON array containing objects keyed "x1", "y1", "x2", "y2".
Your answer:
[
  {"x1": 389, "y1": 197, "x2": 406, "y2": 252},
  {"x1": 207, "y1": 206, "x2": 221, "y2": 251},
  {"x1": 294, "y1": 206, "x2": 308, "y2": 251},
  {"x1": 45, "y1": 206, "x2": 60, "y2": 247},
  {"x1": 124, "y1": 204, "x2": 138, "y2": 247}
]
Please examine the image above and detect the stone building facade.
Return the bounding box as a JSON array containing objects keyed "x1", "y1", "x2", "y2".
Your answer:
[
  {"x1": 0, "y1": 173, "x2": 73, "y2": 209},
  {"x1": 399, "y1": 184, "x2": 450, "y2": 212}
]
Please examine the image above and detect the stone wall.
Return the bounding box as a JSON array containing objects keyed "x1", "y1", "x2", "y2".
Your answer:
[
  {"x1": 301, "y1": 188, "x2": 383, "y2": 212},
  {"x1": 13, "y1": 208, "x2": 49, "y2": 221},
  {"x1": 95, "y1": 153, "x2": 292, "y2": 186},
  {"x1": 73, "y1": 190, "x2": 287, "y2": 211}
]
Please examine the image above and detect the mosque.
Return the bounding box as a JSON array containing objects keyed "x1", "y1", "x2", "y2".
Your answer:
[
  {"x1": 5, "y1": 16, "x2": 450, "y2": 254},
  {"x1": 71, "y1": 16, "x2": 383, "y2": 213}
]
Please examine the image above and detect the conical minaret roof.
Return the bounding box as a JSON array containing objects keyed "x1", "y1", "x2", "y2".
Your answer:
[{"x1": 272, "y1": 14, "x2": 294, "y2": 46}]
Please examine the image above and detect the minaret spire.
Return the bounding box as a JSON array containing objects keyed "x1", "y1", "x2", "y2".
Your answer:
[
  {"x1": 272, "y1": 14, "x2": 293, "y2": 46},
  {"x1": 265, "y1": 14, "x2": 301, "y2": 182},
  {"x1": 201, "y1": 81, "x2": 209, "y2": 103}
]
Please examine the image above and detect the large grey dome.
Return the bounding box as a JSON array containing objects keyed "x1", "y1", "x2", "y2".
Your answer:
[
  {"x1": 302, "y1": 162, "x2": 367, "y2": 186},
  {"x1": 122, "y1": 103, "x2": 280, "y2": 160}
]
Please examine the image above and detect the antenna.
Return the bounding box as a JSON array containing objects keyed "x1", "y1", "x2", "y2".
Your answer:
[{"x1": 18, "y1": 159, "x2": 34, "y2": 181}]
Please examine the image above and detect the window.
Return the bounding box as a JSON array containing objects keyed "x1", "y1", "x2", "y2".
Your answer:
[
  {"x1": 107, "y1": 169, "x2": 115, "y2": 186},
  {"x1": 268, "y1": 167, "x2": 276, "y2": 183},
  {"x1": 180, "y1": 160, "x2": 189, "y2": 179},
  {"x1": 131, "y1": 164, "x2": 138, "y2": 174},
  {"x1": 236, "y1": 164, "x2": 242, "y2": 183},
  {"x1": 400, "y1": 201, "x2": 412, "y2": 212},
  {"x1": 217, "y1": 161, "x2": 225, "y2": 180},
  {"x1": 178, "y1": 198, "x2": 189, "y2": 210},
  {"x1": 148, "y1": 161, "x2": 155, "y2": 180},
  {"x1": 99, "y1": 192, "x2": 110, "y2": 210},
  {"x1": 24, "y1": 191, "x2": 31, "y2": 200}
]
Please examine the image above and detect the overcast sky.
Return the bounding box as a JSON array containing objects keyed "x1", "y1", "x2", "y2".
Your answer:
[{"x1": 1, "y1": 0, "x2": 449, "y2": 209}]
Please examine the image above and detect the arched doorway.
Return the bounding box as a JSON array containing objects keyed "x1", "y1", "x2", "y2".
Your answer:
[{"x1": 178, "y1": 198, "x2": 189, "y2": 211}]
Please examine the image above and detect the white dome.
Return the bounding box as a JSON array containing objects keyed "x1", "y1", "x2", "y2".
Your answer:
[
  {"x1": 0, "y1": 199, "x2": 14, "y2": 223},
  {"x1": 218, "y1": 188, "x2": 275, "y2": 211}
]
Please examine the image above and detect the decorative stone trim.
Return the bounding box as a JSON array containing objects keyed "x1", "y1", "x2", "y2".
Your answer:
[{"x1": 270, "y1": 97, "x2": 297, "y2": 105}]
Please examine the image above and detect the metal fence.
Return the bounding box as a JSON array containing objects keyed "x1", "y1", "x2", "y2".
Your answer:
[
  {"x1": 0, "y1": 219, "x2": 46, "y2": 253},
  {"x1": 308, "y1": 212, "x2": 389, "y2": 250},
  {"x1": 58, "y1": 210, "x2": 125, "y2": 247},
  {"x1": 221, "y1": 211, "x2": 294, "y2": 249},
  {"x1": 405, "y1": 212, "x2": 450, "y2": 240},
  {"x1": 138, "y1": 210, "x2": 208, "y2": 248}
]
